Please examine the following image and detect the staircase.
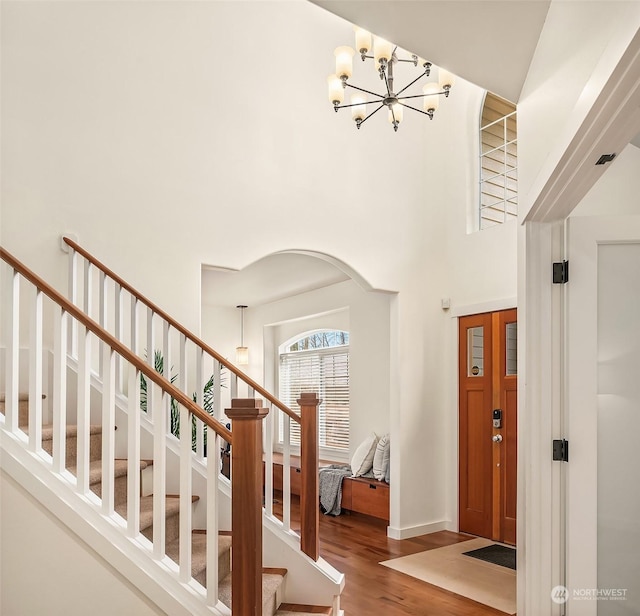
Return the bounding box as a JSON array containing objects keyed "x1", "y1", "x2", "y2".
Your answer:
[
  {"x1": 0, "y1": 394, "x2": 331, "y2": 615},
  {"x1": 0, "y1": 243, "x2": 343, "y2": 616}
]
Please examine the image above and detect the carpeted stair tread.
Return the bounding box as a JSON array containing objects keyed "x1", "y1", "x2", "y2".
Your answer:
[
  {"x1": 115, "y1": 494, "x2": 197, "y2": 532},
  {"x1": 165, "y1": 532, "x2": 232, "y2": 584},
  {"x1": 41, "y1": 424, "x2": 103, "y2": 440},
  {"x1": 66, "y1": 459, "x2": 148, "y2": 486},
  {"x1": 218, "y1": 571, "x2": 286, "y2": 616}
]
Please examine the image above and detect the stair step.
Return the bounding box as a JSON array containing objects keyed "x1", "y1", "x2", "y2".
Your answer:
[
  {"x1": 0, "y1": 393, "x2": 44, "y2": 427},
  {"x1": 219, "y1": 570, "x2": 287, "y2": 616},
  {"x1": 276, "y1": 605, "x2": 333, "y2": 615},
  {"x1": 114, "y1": 494, "x2": 199, "y2": 543},
  {"x1": 41, "y1": 423, "x2": 103, "y2": 466},
  {"x1": 165, "y1": 532, "x2": 232, "y2": 586}
]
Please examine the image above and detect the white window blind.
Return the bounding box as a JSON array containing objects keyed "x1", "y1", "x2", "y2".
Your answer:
[{"x1": 279, "y1": 345, "x2": 350, "y2": 453}]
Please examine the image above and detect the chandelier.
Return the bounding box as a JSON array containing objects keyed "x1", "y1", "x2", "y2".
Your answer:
[{"x1": 327, "y1": 27, "x2": 454, "y2": 132}]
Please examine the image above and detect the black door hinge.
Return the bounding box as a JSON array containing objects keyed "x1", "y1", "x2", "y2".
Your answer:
[
  {"x1": 553, "y1": 439, "x2": 569, "y2": 462},
  {"x1": 553, "y1": 261, "x2": 569, "y2": 284}
]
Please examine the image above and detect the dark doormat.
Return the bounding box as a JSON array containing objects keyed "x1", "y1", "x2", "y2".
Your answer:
[{"x1": 462, "y1": 544, "x2": 516, "y2": 570}]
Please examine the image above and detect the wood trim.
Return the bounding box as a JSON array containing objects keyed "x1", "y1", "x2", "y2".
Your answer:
[
  {"x1": 298, "y1": 392, "x2": 320, "y2": 561},
  {"x1": 227, "y1": 399, "x2": 268, "y2": 616},
  {"x1": 0, "y1": 246, "x2": 232, "y2": 444},
  {"x1": 491, "y1": 312, "x2": 501, "y2": 541},
  {"x1": 62, "y1": 236, "x2": 299, "y2": 424}
]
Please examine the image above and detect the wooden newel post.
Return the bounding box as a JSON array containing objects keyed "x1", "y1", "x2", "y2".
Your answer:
[
  {"x1": 298, "y1": 391, "x2": 321, "y2": 561},
  {"x1": 227, "y1": 398, "x2": 268, "y2": 616}
]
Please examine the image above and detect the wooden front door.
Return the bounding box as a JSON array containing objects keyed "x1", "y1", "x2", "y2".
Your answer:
[{"x1": 458, "y1": 309, "x2": 517, "y2": 545}]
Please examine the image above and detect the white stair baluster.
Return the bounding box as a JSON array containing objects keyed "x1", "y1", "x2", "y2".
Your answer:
[
  {"x1": 98, "y1": 270, "x2": 107, "y2": 376},
  {"x1": 162, "y1": 320, "x2": 171, "y2": 433},
  {"x1": 114, "y1": 282, "x2": 123, "y2": 392},
  {"x1": 5, "y1": 268, "x2": 20, "y2": 433},
  {"x1": 265, "y1": 404, "x2": 274, "y2": 517},
  {"x1": 179, "y1": 334, "x2": 188, "y2": 396},
  {"x1": 153, "y1": 385, "x2": 167, "y2": 559},
  {"x1": 29, "y1": 287, "x2": 43, "y2": 452},
  {"x1": 146, "y1": 307, "x2": 154, "y2": 421},
  {"x1": 127, "y1": 362, "x2": 141, "y2": 538},
  {"x1": 230, "y1": 373, "x2": 238, "y2": 400},
  {"x1": 213, "y1": 359, "x2": 221, "y2": 422},
  {"x1": 83, "y1": 260, "x2": 92, "y2": 320},
  {"x1": 179, "y1": 403, "x2": 192, "y2": 583},
  {"x1": 101, "y1": 344, "x2": 116, "y2": 515},
  {"x1": 52, "y1": 306, "x2": 68, "y2": 474},
  {"x1": 77, "y1": 320, "x2": 91, "y2": 495},
  {"x1": 195, "y1": 349, "x2": 204, "y2": 461},
  {"x1": 178, "y1": 333, "x2": 192, "y2": 582},
  {"x1": 283, "y1": 414, "x2": 291, "y2": 532},
  {"x1": 67, "y1": 247, "x2": 78, "y2": 358},
  {"x1": 206, "y1": 432, "x2": 220, "y2": 607}
]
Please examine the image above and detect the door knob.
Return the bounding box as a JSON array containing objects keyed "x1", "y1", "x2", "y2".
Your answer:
[{"x1": 492, "y1": 434, "x2": 503, "y2": 443}]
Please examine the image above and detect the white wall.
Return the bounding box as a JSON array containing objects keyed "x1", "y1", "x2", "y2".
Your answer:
[
  {"x1": 572, "y1": 144, "x2": 640, "y2": 217},
  {"x1": 518, "y1": 0, "x2": 640, "y2": 220},
  {"x1": 1, "y1": 0, "x2": 518, "y2": 537},
  {"x1": 203, "y1": 278, "x2": 391, "y2": 462},
  {"x1": 0, "y1": 472, "x2": 166, "y2": 616}
]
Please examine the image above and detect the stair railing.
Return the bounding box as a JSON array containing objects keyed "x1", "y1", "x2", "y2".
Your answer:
[
  {"x1": 62, "y1": 237, "x2": 320, "y2": 561},
  {"x1": 1, "y1": 246, "x2": 269, "y2": 614}
]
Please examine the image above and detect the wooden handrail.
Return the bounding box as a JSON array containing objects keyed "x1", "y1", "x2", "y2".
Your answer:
[
  {"x1": 63, "y1": 236, "x2": 300, "y2": 425},
  {"x1": 0, "y1": 246, "x2": 232, "y2": 444}
]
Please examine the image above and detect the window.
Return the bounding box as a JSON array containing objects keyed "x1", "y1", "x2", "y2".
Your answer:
[
  {"x1": 278, "y1": 330, "x2": 349, "y2": 454},
  {"x1": 480, "y1": 91, "x2": 517, "y2": 229}
]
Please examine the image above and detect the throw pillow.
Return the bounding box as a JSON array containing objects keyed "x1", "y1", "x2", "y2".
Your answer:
[
  {"x1": 372, "y1": 434, "x2": 390, "y2": 481},
  {"x1": 350, "y1": 432, "x2": 379, "y2": 477}
]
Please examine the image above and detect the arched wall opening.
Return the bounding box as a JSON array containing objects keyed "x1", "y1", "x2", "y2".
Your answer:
[{"x1": 200, "y1": 250, "x2": 397, "y2": 463}]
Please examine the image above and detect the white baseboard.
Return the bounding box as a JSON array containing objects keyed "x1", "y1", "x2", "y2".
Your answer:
[{"x1": 387, "y1": 519, "x2": 455, "y2": 540}]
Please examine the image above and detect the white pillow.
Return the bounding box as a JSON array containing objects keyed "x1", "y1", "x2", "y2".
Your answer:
[
  {"x1": 350, "y1": 432, "x2": 379, "y2": 477},
  {"x1": 372, "y1": 434, "x2": 390, "y2": 481}
]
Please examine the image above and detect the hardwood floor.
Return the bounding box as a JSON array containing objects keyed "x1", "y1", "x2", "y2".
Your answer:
[{"x1": 273, "y1": 494, "x2": 513, "y2": 616}]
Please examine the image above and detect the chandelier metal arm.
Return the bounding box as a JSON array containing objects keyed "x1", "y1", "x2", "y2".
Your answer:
[
  {"x1": 345, "y1": 82, "x2": 386, "y2": 100},
  {"x1": 334, "y1": 99, "x2": 383, "y2": 111},
  {"x1": 383, "y1": 70, "x2": 392, "y2": 97},
  {"x1": 396, "y1": 89, "x2": 446, "y2": 102},
  {"x1": 357, "y1": 103, "x2": 385, "y2": 127},
  {"x1": 397, "y1": 102, "x2": 433, "y2": 118},
  {"x1": 395, "y1": 71, "x2": 431, "y2": 97}
]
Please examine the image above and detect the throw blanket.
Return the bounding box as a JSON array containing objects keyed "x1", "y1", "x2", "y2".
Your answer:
[{"x1": 319, "y1": 464, "x2": 353, "y2": 516}]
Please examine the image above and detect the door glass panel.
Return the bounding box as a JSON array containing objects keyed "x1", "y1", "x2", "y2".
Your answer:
[
  {"x1": 467, "y1": 326, "x2": 484, "y2": 376},
  {"x1": 506, "y1": 322, "x2": 517, "y2": 376},
  {"x1": 597, "y1": 243, "x2": 640, "y2": 614}
]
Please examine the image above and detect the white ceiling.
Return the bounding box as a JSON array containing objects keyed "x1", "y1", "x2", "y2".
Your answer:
[
  {"x1": 310, "y1": 0, "x2": 551, "y2": 103},
  {"x1": 201, "y1": 253, "x2": 350, "y2": 308}
]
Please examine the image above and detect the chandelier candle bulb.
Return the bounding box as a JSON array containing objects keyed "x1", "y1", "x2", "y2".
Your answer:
[
  {"x1": 354, "y1": 26, "x2": 372, "y2": 56},
  {"x1": 439, "y1": 68, "x2": 455, "y2": 94},
  {"x1": 351, "y1": 95, "x2": 367, "y2": 122},
  {"x1": 418, "y1": 57, "x2": 431, "y2": 74},
  {"x1": 327, "y1": 74, "x2": 344, "y2": 105},
  {"x1": 373, "y1": 37, "x2": 393, "y2": 67},
  {"x1": 388, "y1": 103, "x2": 403, "y2": 126},
  {"x1": 422, "y1": 83, "x2": 440, "y2": 114},
  {"x1": 334, "y1": 46, "x2": 355, "y2": 80}
]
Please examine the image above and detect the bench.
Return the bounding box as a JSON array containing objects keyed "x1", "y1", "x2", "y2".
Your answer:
[{"x1": 265, "y1": 453, "x2": 389, "y2": 522}]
